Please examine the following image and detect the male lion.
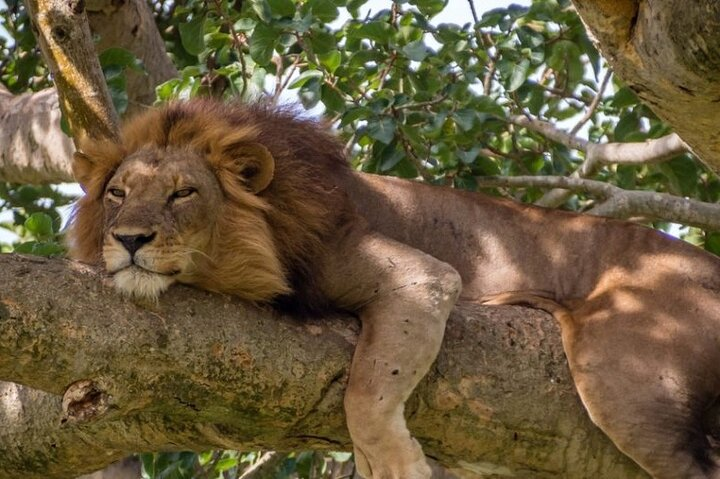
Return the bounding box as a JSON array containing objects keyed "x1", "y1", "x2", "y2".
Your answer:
[{"x1": 69, "y1": 99, "x2": 720, "y2": 479}]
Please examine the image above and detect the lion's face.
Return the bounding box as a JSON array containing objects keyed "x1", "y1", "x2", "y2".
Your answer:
[
  {"x1": 100, "y1": 147, "x2": 224, "y2": 299},
  {"x1": 69, "y1": 100, "x2": 349, "y2": 307}
]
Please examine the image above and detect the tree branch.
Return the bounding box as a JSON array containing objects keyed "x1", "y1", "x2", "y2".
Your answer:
[
  {"x1": 0, "y1": 85, "x2": 75, "y2": 183},
  {"x1": 508, "y1": 114, "x2": 691, "y2": 208},
  {"x1": 0, "y1": 253, "x2": 646, "y2": 478},
  {"x1": 24, "y1": 0, "x2": 120, "y2": 142},
  {"x1": 476, "y1": 175, "x2": 720, "y2": 231},
  {"x1": 0, "y1": 0, "x2": 176, "y2": 184}
]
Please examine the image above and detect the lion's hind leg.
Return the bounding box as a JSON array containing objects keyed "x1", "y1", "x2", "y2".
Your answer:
[
  {"x1": 570, "y1": 359, "x2": 720, "y2": 479},
  {"x1": 483, "y1": 291, "x2": 720, "y2": 478},
  {"x1": 563, "y1": 300, "x2": 720, "y2": 479}
]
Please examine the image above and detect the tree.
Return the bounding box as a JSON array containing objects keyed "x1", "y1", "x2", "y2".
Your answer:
[{"x1": 1, "y1": 0, "x2": 718, "y2": 477}]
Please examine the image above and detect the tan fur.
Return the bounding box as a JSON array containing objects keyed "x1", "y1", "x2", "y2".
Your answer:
[
  {"x1": 69, "y1": 99, "x2": 720, "y2": 479},
  {"x1": 69, "y1": 100, "x2": 352, "y2": 309}
]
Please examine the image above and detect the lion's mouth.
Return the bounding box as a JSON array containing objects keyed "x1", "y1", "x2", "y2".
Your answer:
[
  {"x1": 110, "y1": 265, "x2": 178, "y2": 300},
  {"x1": 108, "y1": 264, "x2": 181, "y2": 276}
]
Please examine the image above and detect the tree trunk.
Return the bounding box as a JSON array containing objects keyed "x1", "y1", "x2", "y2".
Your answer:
[
  {"x1": 0, "y1": 254, "x2": 647, "y2": 478},
  {"x1": 571, "y1": 0, "x2": 720, "y2": 172}
]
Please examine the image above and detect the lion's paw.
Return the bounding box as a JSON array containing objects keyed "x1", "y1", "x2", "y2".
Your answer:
[{"x1": 352, "y1": 436, "x2": 431, "y2": 479}]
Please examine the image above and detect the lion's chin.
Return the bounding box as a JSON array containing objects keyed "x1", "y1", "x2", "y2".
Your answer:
[{"x1": 112, "y1": 266, "x2": 175, "y2": 301}]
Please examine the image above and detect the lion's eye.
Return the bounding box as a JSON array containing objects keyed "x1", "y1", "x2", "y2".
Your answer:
[
  {"x1": 107, "y1": 188, "x2": 125, "y2": 198},
  {"x1": 171, "y1": 188, "x2": 197, "y2": 200}
]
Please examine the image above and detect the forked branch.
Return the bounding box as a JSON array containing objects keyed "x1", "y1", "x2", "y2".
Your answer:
[{"x1": 476, "y1": 175, "x2": 720, "y2": 231}]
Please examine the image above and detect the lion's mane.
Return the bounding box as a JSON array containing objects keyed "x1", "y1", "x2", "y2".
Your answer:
[{"x1": 68, "y1": 99, "x2": 355, "y2": 312}]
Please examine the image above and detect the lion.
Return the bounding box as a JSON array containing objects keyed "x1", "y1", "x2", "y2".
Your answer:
[{"x1": 68, "y1": 98, "x2": 720, "y2": 479}]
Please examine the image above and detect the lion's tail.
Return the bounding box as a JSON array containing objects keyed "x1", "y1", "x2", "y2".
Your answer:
[{"x1": 480, "y1": 290, "x2": 574, "y2": 331}]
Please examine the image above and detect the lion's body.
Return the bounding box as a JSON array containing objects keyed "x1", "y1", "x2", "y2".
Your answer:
[{"x1": 69, "y1": 99, "x2": 720, "y2": 479}]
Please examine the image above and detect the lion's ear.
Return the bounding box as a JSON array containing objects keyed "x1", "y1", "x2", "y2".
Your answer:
[
  {"x1": 72, "y1": 139, "x2": 124, "y2": 194},
  {"x1": 72, "y1": 151, "x2": 100, "y2": 193},
  {"x1": 231, "y1": 143, "x2": 275, "y2": 193}
]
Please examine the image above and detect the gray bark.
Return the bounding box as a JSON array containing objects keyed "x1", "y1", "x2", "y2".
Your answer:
[{"x1": 0, "y1": 253, "x2": 646, "y2": 478}]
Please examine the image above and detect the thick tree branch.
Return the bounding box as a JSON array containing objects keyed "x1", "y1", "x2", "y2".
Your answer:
[
  {"x1": 570, "y1": 0, "x2": 720, "y2": 173},
  {"x1": 0, "y1": 85, "x2": 75, "y2": 183},
  {"x1": 476, "y1": 175, "x2": 720, "y2": 231},
  {"x1": 0, "y1": 253, "x2": 647, "y2": 478},
  {"x1": 24, "y1": 0, "x2": 120, "y2": 142},
  {"x1": 0, "y1": 0, "x2": 177, "y2": 184}
]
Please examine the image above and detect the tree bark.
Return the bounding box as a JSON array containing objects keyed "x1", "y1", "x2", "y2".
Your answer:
[
  {"x1": 85, "y1": 0, "x2": 177, "y2": 115},
  {"x1": 0, "y1": 0, "x2": 177, "y2": 184},
  {"x1": 0, "y1": 85, "x2": 75, "y2": 184},
  {"x1": 571, "y1": 0, "x2": 720, "y2": 173},
  {"x1": 0, "y1": 253, "x2": 647, "y2": 478},
  {"x1": 24, "y1": 0, "x2": 120, "y2": 143}
]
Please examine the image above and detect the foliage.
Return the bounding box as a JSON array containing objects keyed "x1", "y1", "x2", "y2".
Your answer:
[
  {"x1": 138, "y1": 450, "x2": 354, "y2": 479},
  {"x1": 0, "y1": 183, "x2": 71, "y2": 255},
  {"x1": 2, "y1": 0, "x2": 720, "y2": 475}
]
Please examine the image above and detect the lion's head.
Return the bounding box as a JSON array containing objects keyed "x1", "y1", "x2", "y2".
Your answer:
[{"x1": 68, "y1": 100, "x2": 351, "y2": 310}]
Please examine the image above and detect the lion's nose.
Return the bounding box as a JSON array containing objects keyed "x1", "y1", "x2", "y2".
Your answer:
[{"x1": 113, "y1": 232, "x2": 157, "y2": 256}]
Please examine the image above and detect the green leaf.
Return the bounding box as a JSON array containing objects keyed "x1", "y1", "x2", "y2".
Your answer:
[
  {"x1": 452, "y1": 109, "x2": 476, "y2": 131},
  {"x1": 308, "y1": 29, "x2": 336, "y2": 55},
  {"x1": 289, "y1": 69, "x2": 323, "y2": 88},
  {"x1": 178, "y1": 15, "x2": 206, "y2": 56},
  {"x1": 410, "y1": 0, "x2": 447, "y2": 17},
  {"x1": 367, "y1": 116, "x2": 396, "y2": 144},
  {"x1": 268, "y1": 0, "x2": 295, "y2": 17},
  {"x1": 614, "y1": 112, "x2": 639, "y2": 142},
  {"x1": 340, "y1": 106, "x2": 372, "y2": 126},
  {"x1": 318, "y1": 50, "x2": 341, "y2": 73},
  {"x1": 508, "y1": 58, "x2": 530, "y2": 92},
  {"x1": 611, "y1": 86, "x2": 639, "y2": 109},
  {"x1": 347, "y1": 0, "x2": 367, "y2": 17},
  {"x1": 705, "y1": 232, "x2": 720, "y2": 256},
  {"x1": 214, "y1": 457, "x2": 239, "y2": 472},
  {"x1": 321, "y1": 83, "x2": 346, "y2": 112},
  {"x1": 249, "y1": 23, "x2": 277, "y2": 65},
  {"x1": 355, "y1": 20, "x2": 393, "y2": 44},
  {"x1": 98, "y1": 47, "x2": 143, "y2": 72},
  {"x1": 402, "y1": 40, "x2": 428, "y2": 61},
  {"x1": 233, "y1": 18, "x2": 257, "y2": 32},
  {"x1": 305, "y1": 0, "x2": 339, "y2": 22},
  {"x1": 299, "y1": 76, "x2": 322, "y2": 109},
  {"x1": 252, "y1": 0, "x2": 273, "y2": 22},
  {"x1": 13, "y1": 241, "x2": 65, "y2": 257},
  {"x1": 24, "y1": 212, "x2": 54, "y2": 240},
  {"x1": 106, "y1": 75, "x2": 129, "y2": 115}
]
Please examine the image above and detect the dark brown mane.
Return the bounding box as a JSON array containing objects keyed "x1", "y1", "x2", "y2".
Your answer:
[{"x1": 69, "y1": 99, "x2": 355, "y2": 312}]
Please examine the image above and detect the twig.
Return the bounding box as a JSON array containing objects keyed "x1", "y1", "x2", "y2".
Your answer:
[
  {"x1": 508, "y1": 115, "x2": 589, "y2": 151},
  {"x1": 399, "y1": 135, "x2": 434, "y2": 182},
  {"x1": 393, "y1": 93, "x2": 449, "y2": 111},
  {"x1": 238, "y1": 451, "x2": 280, "y2": 479},
  {"x1": 467, "y1": 0, "x2": 479, "y2": 23},
  {"x1": 570, "y1": 69, "x2": 611, "y2": 136}
]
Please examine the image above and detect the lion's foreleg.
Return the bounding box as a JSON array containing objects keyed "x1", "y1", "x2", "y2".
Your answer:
[{"x1": 321, "y1": 231, "x2": 462, "y2": 479}]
